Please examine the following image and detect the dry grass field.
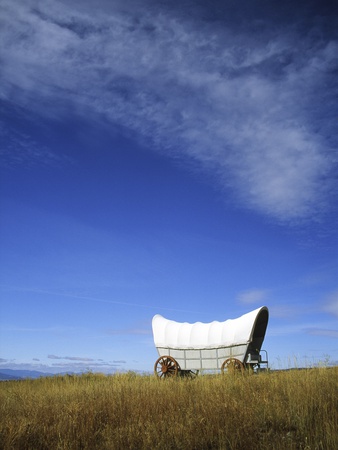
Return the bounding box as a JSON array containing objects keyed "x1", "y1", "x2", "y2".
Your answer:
[{"x1": 0, "y1": 367, "x2": 337, "y2": 449}]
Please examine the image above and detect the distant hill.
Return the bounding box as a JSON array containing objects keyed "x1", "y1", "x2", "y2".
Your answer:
[
  {"x1": 0, "y1": 372, "x2": 22, "y2": 381},
  {"x1": 0, "y1": 369, "x2": 54, "y2": 380}
]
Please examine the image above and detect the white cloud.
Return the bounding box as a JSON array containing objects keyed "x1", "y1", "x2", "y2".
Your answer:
[
  {"x1": 1, "y1": 0, "x2": 336, "y2": 222},
  {"x1": 106, "y1": 328, "x2": 151, "y2": 336},
  {"x1": 307, "y1": 329, "x2": 338, "y2": 339},
  {"x1": 237, "y1": 289, "x2": 269, "y2": 304},
  {"x1": 269, "y1": 304, "x2": 300, "y2": 318},
  {"x1": 268, "y1": 321, "x2": 338, "y2": 338},
  {"x1": 48, "y1": 354, "x2": 95, "y2": 361},
  {"x1": 0, "y1": 123, "x2": 71, "y2": 167},
  {"x1": 0, "y1": 360, "x2": 125, "y2": 373},
  {"x1": 323, "y1": 290, "x2": 338, "y2": 318}
]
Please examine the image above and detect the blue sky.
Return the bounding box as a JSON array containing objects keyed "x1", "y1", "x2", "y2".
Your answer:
[{"x1": 0, "y1": 0, "x2": 337, "y2": 374}]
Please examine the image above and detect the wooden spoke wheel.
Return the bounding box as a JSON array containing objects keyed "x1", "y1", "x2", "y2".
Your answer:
[
  {"x1": 221, "y1": 358, "x2": 244, "y2": 374},
  {"x1": 180, "y1": 370, "x2": 199, "y2": 379},
  {"x1": 187, "y1": 370, "x2": 199, "y2": 379},
  {"x1": 154, "y1": 356, "x2": 179, "y2": 378}
]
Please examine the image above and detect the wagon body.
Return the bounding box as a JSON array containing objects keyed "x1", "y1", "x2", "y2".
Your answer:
[
  {"x1": 152, "y1": 306, "x2": 269, "y2": 375},
  {"x1": 154, "y1": 344, "x2": 249, "y2": 371}
]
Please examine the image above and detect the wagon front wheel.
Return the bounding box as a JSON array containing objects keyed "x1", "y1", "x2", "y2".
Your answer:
[
  {"x1": 154, "y1": 356, "x2": 179, "y2": 378},
  {"x1": 221, "y1": 358, "x2": 244, "y2": 374}
]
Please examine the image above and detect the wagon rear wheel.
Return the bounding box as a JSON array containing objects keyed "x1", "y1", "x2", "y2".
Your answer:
[
  {"x1": 180, "y1": 369, "x2": 199, "y2": 379},
  {"x1": 187, "y1": 369, "x2": 199, "y2": 379},
  {"x1": 154, "y1": 355, "x2": 179, "y2": 378},
  {"x1": 221, "y1": 358, "x2": 244, "y2": 374}
]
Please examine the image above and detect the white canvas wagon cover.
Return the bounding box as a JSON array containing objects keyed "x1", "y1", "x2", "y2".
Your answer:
[{"x1": 152, "y1": 306, "x2": 269, "y2": 350}]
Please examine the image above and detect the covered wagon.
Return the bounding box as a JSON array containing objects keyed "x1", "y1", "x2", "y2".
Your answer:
[{"x1": 152, "y1": 306, "x2": 269, "y2": 377}]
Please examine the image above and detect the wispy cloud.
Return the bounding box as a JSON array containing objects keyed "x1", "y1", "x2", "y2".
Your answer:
[
  {"x1": 268, "y1": 318, "x2": 338, "y2": 337},
  {"x1": 106, "y1": 327, "x2": 151, "y2": 336},
  {"x1": 48, "y1": 354, "x2": 95, "y2": 361},
  {"x1": 323, "y1": 290, "x2": 338, "y2": 318},
  {"x1": 306, "y1": 328, "x2": 338, "y2": 339},
  {"x1": 237, "y1": 289, "x2": 269, "y2": 304},
  {"x1": 0, "y1": 123, "x2": 70, "y2": 168},
  {"x1": 0, "y1": 284, "x2": 202, "y2": 314},
  {"x1": 0, "y1": 323, "x2": 79, "y2": 334},
  {"x1": 47, "y1": 355, "x2": 127, "y2": 366},
  {"x1": 269, "y1": 304, "x2": 301, "y2": 319},
  {"x1": 49, "y1": 361, "x2": 125, "y2": 368},
  {"x1": 0, "y1": 359, "x2": 126, "y2": 373},
  {"x1": 1, "y1": 0, "x2": 336, "y2": 222}
]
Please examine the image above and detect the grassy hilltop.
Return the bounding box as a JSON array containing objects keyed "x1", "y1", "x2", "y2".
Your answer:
[{"x1": 0, "y1": 367, "x2": 337, "y2": 449}]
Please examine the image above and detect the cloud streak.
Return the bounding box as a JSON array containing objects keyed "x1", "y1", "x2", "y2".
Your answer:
[
  {"x1": 306, "y1": 328, "x2": 338, "y2": 339},
  {"x1": 47, "y1": 355, "x2": 127, "y2": 366},
  {"x1": 1, "y1": 0, "x2": 337, "y2": 222},
  {"x1": 323, "y1": 290, "x2": 338, "y2": 318},
  {"x1": 0, "y1": 359, "x2": 126, "y2": 373},
  {"x1": 48, "y1": 354, "x2": 95, "y2": 361},
  {"x1": 237, "y1": 289, "x2": 270, "y2": 304},
  {"x1": 0, "y1": 285, "x2": 203, "y2": 314}
]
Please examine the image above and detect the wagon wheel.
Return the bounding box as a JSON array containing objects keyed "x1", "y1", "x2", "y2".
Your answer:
[
  {"x1": 180, "y1": 369, "x2": 199, "y2": 379},
  {"x1": 221, "y1": 358, "x2": 244, "y2": 374},
  {"x1": 188, "y1": 369, "x2": 199, "y2": 379},
  {"x1": 154, "y1": 355, "x2": 179, "y2": 378}
]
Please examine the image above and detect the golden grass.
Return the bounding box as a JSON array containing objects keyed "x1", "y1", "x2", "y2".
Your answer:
[{"x1": 0, "y1": 367, "x2": 337, "y2": 449}]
